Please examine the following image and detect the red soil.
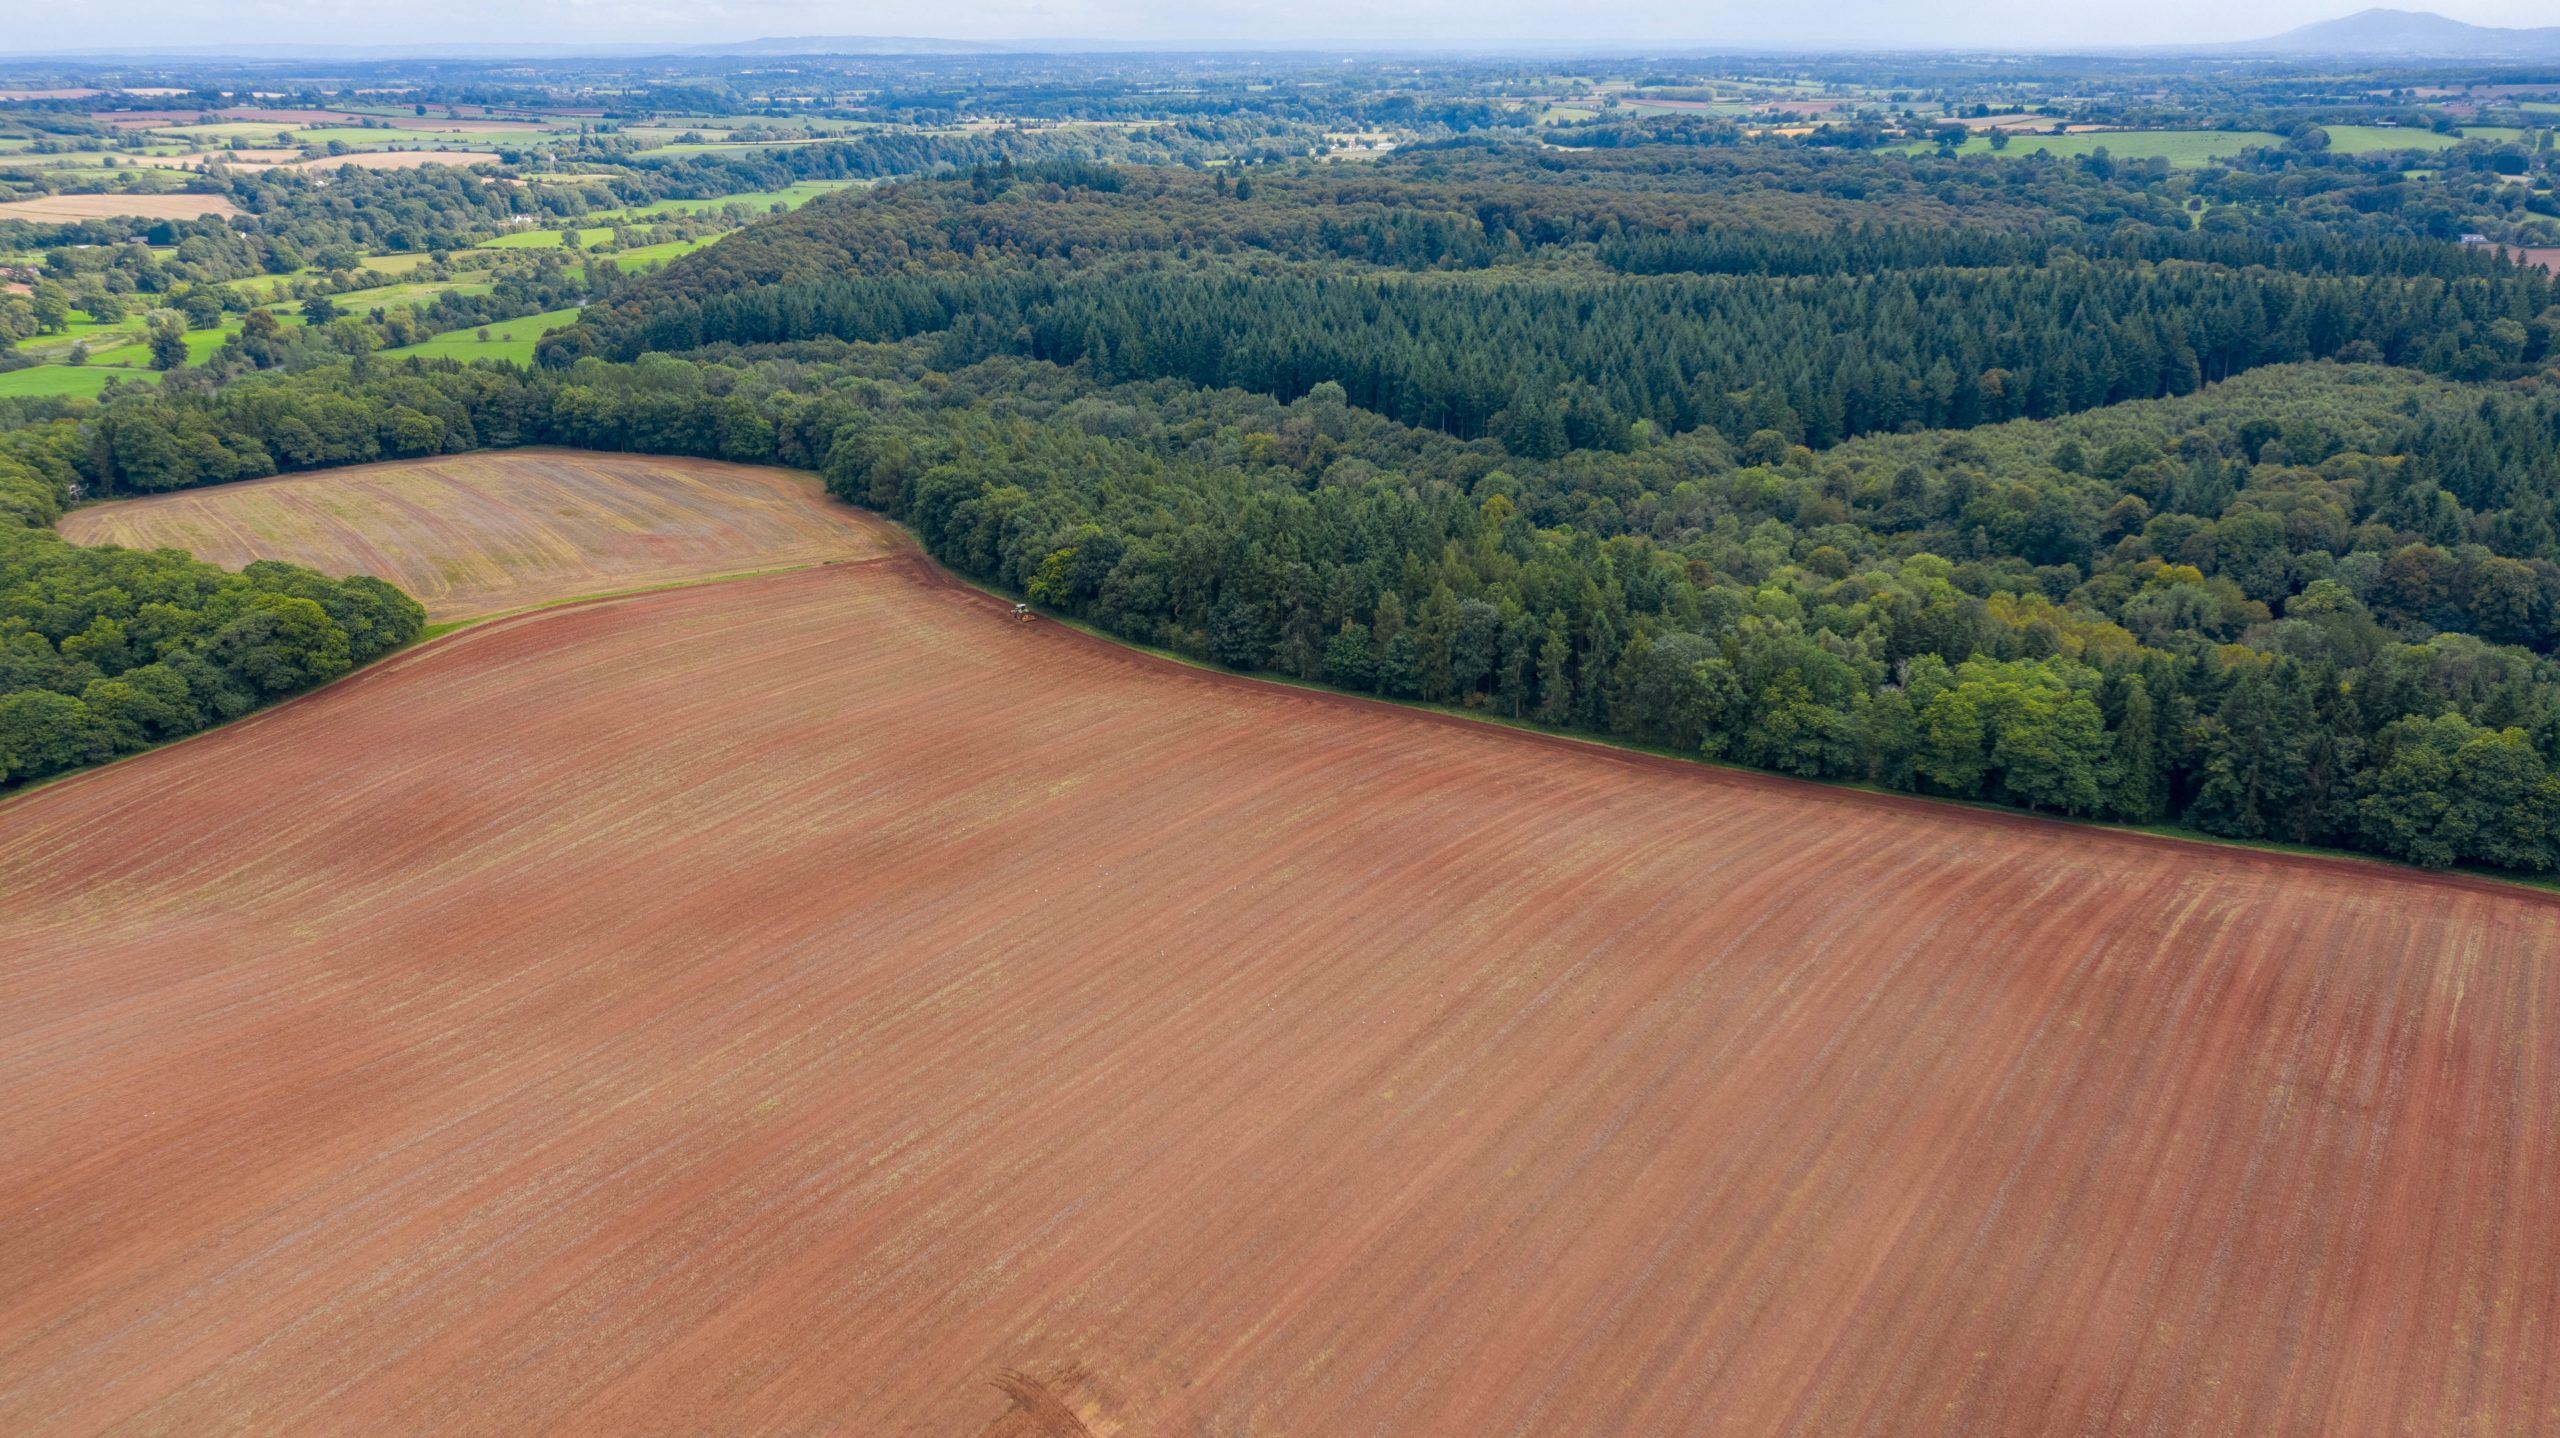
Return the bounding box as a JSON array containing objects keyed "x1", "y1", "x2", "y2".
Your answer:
[{"x1": 2, "y1": 553, "x2": 2556, "y2": 1436}]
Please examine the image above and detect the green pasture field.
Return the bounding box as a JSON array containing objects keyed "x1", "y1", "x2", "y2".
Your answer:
[
  {"x1": 382, "y1": 306, "x2": 583, "y2": 364},
  {"x1": 1916, "y1": 130, "x2": 2284, "y2": 164},
  {"x1": 226, "y1": 271, "x2": 317, "y2": 299},
  {"x1": 13, "y1": 314, "x2": 110, "y2": 350},
  {"x1": 481, "y1": 225, "x2": 617, "y2": 250},
  {"x1": 144, "y1": 122, "x2": 314, "y2": 144},
  {"x1": 325, "y1": 279, "x2": 496, "y2": 311},
  {"x1": 601, "y1": 235, "x2": 717, "y2": 269},
  {"x1": 295, "y1": 127, "x2": 546, "y2": 148},
  {"x1": 0, "y1": 365, "x2": 158, "y2": 399},
  {"x1": 618, "y1": 181, "x2": 854, "y2": 217},
  {"x1": 83, "y1": 323, "x2": 245, "y2": 369},
  {"x1": 631, "y1": 138, "x2": 837, "y2": 157},
  {"x1": 1907, "y1": 123, "x2": 2527, "y2": 166},
  {"x1": 69, "y1": 308, "x2": 319, "y2": 370},
  {"x1": 609, "y1": 126, "x2": 735, "y2": 143},
  {"x1": 2323, "y1": 125, "x2": 2529, "y2": 153},
  {"x1": 149, "y1": 123, "x2": 545, "y2": 150},
  {"x1": 1617, "y1": 100, "x2": 1754, "y2": 117}
]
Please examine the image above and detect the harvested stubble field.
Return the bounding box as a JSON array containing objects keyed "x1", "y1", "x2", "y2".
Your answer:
[
  {"x1": 57, "y1": 451, "x2": 891, "y2": 621},
  {"x1": 0, "y1": 193, "x2": 241, "y2": 223},
  {"x1": 3, "y1": 498, "x2": 2557, "y2": 1435}
]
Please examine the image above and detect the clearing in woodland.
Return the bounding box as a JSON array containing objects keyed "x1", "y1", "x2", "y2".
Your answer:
[
  {"x1": 57, "y1": 450, "x2": 893, "y2": 621},
  {"x1": 1, "y1": 500, "x2": 2554, "y2": 1435}
]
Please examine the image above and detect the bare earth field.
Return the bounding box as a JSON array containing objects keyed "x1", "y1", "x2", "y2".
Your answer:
[
  {"x1": 58, "y1": 451, "x2": 892, "y2": 621},
  {"x1": 0, "y1": 193, "x2": 241, "y2": 223},
  {"x1": 3, "y1": 538, "x2": 2556, "y2": 1435}
]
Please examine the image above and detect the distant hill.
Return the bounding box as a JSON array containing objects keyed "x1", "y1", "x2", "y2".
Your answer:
[{"x1": 2218, "y1": 8, "x2": 2560, "y2": 57}]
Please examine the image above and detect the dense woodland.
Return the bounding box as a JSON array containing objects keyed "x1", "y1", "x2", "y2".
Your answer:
[
  {"x1": 0, "y1": 431, "x2": 421, "y2": 785},
  {"x1": 17, "y1": 337, "x2": 2560, "y2": 871},
  {"x1": 10, "y1": 63, "x2": 2560, "y2": 874},
  {"x1": 575, "y1": 155, "x2": 2553, "y2": 448}
]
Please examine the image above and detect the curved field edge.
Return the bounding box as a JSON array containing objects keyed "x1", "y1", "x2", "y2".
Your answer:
[
  {"x1": 22, "y1": 446, "x2": 2556, "y2": 895},
  {"x1": 3, "y1": 559, "x2": 2554, "y2": 1435},
  {"x1": 55, "y1": 450, "x2": 896, "y2": 623},
  {"x1": 0, "y1": 550, "x2": 908, "y2": 812},
  {"x1": 939, "y1": 557, "x2": 2560, "y2": 904}
]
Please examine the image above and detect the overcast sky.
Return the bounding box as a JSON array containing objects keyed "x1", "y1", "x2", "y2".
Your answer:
[{"x1": 11, "y1": 0, "x2": 2559, "y2": 56}]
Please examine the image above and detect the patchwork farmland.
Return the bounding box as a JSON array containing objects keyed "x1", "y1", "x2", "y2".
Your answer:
[{"x1": 3, "y1": 454, "x2": 2557, "y2": 1436}]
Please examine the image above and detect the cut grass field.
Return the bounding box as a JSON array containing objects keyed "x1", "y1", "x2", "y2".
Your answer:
[
  {"x1": 377, "y1": 306, "x2": 586, "y2": 364},
  {"x1": 326, "y1": 278, "x2": 496, "y2": 311},
  {"x1": 0, "y1": 192, "x2": 240, "y2": 222},
  {"x1": 3, "y1": 495, "x2": 2556, "y2": 1433},
  {"x1": 12, "y1": 312, "x2": 233, "y2": 370},
  {"x1": 1918, "y1": 129, "x2": 2284, "y2": 164},
  {"x1": 2323, "y1": 124, "x2": 2530, "y2": 153},
  {"x1": 280, "y1": 150, "x2": 500, "y2": 171},
  {"x1": 56, "y1": 450, "x2": 891, "y2": 621},
  {"x1": 617, "y1": 180, "x2": 854, "y2": 216},
  {"x1": 479, "y1": 224, "x2": 614, "y2": 250},
  {"x1": 631, "y1": 137, "x2": 840, "y2": 156},
  {"x1": 600, "y1": 234, "x2": 717, "y2": 269},
  {"x1": 1921, "y1": 125, "x2": 2531, "y2": 164}
]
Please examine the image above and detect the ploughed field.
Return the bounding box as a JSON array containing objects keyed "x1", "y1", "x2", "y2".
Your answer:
[
  {"x1": 57, "y1": 450, "x2": 891, "y2": 620},
  {"x1": 5, "y1": 457, "x2": 2558, "y2": 1436}
]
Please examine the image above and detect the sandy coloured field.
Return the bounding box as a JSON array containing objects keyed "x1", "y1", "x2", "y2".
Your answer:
[
  {"x1": 2, "y1": 521, "x2": 2555, "y2": 1434},
  {"x1": 0, "y1": 192, "x2": 241, "y2": 223},
  {"x1": 59, "y1": 451, "x2": 891, "y2": 621}
]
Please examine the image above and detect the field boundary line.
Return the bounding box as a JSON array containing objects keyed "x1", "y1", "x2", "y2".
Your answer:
[
  {"x1": 910, "y1": 540, "x2": 2560, "y2": 905},
  {"x1": 21, "y1": 455, "x2": 2559, "y2": 900},
  {"x1": 0, "y1": 548, "x2": 913, "y2": 814}
]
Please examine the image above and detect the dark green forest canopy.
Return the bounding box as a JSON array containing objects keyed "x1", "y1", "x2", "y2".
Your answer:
[
  {"x1": 575, "y1": 151, "x2": 2554, "y2": 452},
  {"x1": 13, "y1": 133, "x2": 2560, "y2": 875},
  {"x1": 35, "y1": 343, "x2": 2560, "y2": 873}
]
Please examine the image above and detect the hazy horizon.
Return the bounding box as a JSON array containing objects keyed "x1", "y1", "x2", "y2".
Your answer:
[{"x1": 9, "y1": 0, "x2": 2560, "y2": 60}]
